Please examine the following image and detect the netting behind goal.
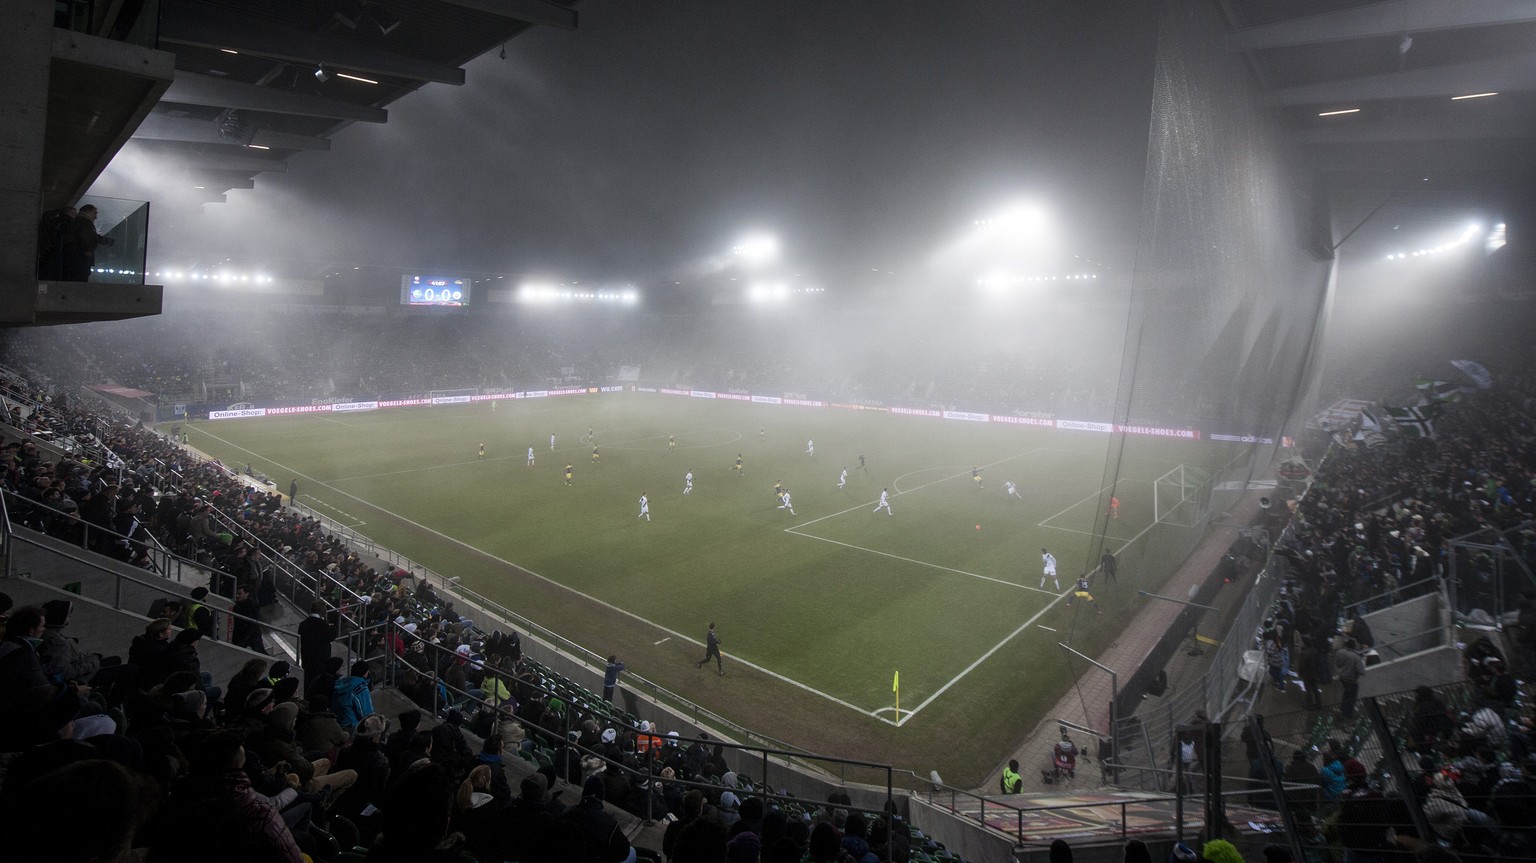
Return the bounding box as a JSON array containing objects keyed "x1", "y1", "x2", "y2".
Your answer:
[{"x1": 1088, "y1": 0, "x2": 1336, "y2": 786}]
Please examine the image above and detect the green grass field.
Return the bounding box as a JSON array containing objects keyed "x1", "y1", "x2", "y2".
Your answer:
[{"x1": 182, "y1": 393, "x2": 1230, "y2": 783}]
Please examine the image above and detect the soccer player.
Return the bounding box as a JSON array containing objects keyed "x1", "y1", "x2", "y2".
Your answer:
[
  {"x1": 1005, "y1": 480, "x2": 1023, "y2": 500},
  {"x1": 1100, "y1": 549, "x2": 1118, "y2": 584},
  {"x1": 759, "y1": 426, "x2": 765, "y2": 439},
  {"x1": 564, "y1": 464, "x2": 574, "y2": 486},
  {"x1": 733, "y1": 453, "x2": 744, "y2": 476},
  {"x1": 1068, "y1": 575, "x2": 1102, "y2": 613},
  {"x1": 873, "y1": 487, "x2": 892, "y2": 515},
  {"x1": 696, "y1": 622, "x2": 723, "y2": 674},
  {"x1": 837, "y1": 467, "x2": 848, "y2": 490},
  {"x1": 587, "y1": 426, "x2": 594, "y2": 440},
  {"x1": 858, "y1": 454, "x2": 866, "y2": 471},
  {"x1": 971, "y1": 467, "x2": 984, "y2": 489},
  {"x1": 805, "y1": 439, "x2": 814, "y2": 457},
  {"x1": 778, "y1": 490, "x2": 795, "y2": 515},
  {"x1": 638, "y1": 493, "x2": 650, "y2": 521},
  {"x1": 526, "y1": 446, "x2": 535, "y2": 468},
  {"x1": 477, "y1": 442, "x2": 486, "y2": 460},
  {"x1": 683, "y1": 471, "x2": 693, "y2": 495},
  {"x1": 668, "y1": 434, "x2": 676, "y2": 453},
  {"x1": 773, "y1": 479, "x2": 784, "y2": 501},
  {"x1": 591, "y1": 446, "x2": 601, "y2": 464},
  {"x1": 1108, "y1": 495, "x2": 1120, "y2": 519},
  {"x1": 1040, "y1": 548, "x2": 1059, "y2": 590},
  {"x1": 549, "y1": 433, "x2": 555, "y2": 451}
]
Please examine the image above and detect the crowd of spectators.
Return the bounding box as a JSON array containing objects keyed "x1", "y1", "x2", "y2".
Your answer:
[{"x1": 1222, "y1": 365, "x2": 1536, "y2": 862}]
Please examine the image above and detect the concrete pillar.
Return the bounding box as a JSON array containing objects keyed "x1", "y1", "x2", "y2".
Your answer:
[{"x1": 0, "y1": 0, "x2": 53, "y2": 323}]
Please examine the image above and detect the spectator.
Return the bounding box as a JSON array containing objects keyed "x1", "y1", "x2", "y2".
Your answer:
[
  {"x1": 333, "y1": 660, "x2": 375, "y2": 732},
  {"x1": 60, "y1": 204, "x2": 113, "y2": 282}
]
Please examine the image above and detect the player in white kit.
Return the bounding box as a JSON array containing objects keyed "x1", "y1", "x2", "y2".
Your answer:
[
  {"x1": 1005, "y1": 480, "x2": 1023, "y2": 500},
  {"x1": 777, "y1": 491, "x2": 795, "y2": 515},
  {"x1": 1040, "y1": 548, "x2": 1059, "y2": 590},
  {"x1": 638, "y1": 493, "x2": 650, "y2": 521},
  {"x1": 873, "y1": 488, "x2": 892, "y2": 515},
  {"x1": 837, "y1": 467, "x2": 848, "y2": 490},
  {"x1": 683, "y1": 471, "x2": 693, "y2": 494}
]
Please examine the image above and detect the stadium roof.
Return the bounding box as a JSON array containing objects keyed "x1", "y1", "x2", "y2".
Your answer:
[
  {"x1": 1223, "y1": 0, "x2": 1536, "y2": 258},
  {"x1": 124, "y1": 0, "x2": 579, "y2": 205}
]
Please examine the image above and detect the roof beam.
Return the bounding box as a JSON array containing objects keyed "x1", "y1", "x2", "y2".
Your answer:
[
  {"x1": 158, "y1": 0, "x2": 466, "y2": 86},
  {"x1": 1304, "y1": 139, "x2": 1533, "y2": 174},
  {"x1": 162, "y1": 71, "x2": 387, "y2": 122},
  {"x1": 122, "y1": 140, "x2": 291, "y2": 174},
  {"x1": 1270, "y1": 52, "x2": 1536, "y2": 105},
  {"x1": 435, "y1": 0, "x2": 577, "y2": 30},
  {"x1": 1297, "y1": 114, "x2": 1536, "y2": 144},
  {"x1": 1231, "y1": 0, "x2": 1536, "y2": 51},
  {"x1": 134, "y1": 113, "x2": 332, "y2": 151}
]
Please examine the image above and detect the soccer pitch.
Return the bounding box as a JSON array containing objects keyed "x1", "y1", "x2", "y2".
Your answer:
[{"x1": 184, "y1": 394, "x2": 1227, "y2": 780}]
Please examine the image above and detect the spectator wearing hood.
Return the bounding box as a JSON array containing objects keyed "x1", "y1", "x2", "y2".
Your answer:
[
  {"x1": 333, "y1": 660, "x2": 374, "y2": 731},
  {"x1": 540, "y1": 773, "x2": 634, "y2": 863}
]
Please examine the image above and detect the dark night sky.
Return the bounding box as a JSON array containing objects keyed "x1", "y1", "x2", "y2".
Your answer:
[{"x1": 122, "y1": 1, "x2": 1160, "y2": 286}]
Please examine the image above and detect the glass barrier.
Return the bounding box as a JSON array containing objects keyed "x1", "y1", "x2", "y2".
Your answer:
[{"x1": 79, "y1": 195, "x2": 151, "y2": 285}]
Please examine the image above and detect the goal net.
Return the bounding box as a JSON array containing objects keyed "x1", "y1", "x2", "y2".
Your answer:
[{"x1": 1153, "y1": 464, "x2": 1211, "y2": 528}]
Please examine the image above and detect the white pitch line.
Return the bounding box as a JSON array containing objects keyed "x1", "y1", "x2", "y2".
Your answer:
[
  {"x1": 1036, "y1": 480, "x2": 1120, "y2": 529},
  {"x1": 192, "y1": 424, "x2": 890, "y2": 722},
  {"x1": 894, "y1": 514, "x2": 1165, "y2": 726},
  {"x1": 653, "y1": 637, "x2": 671, "y2": 646},
  {"x1": 785, "y1": 450, "x2": 1043, "y2": 533},
  {"x1": 1038, "y1": 625, "x2": 1057, "y2": 632},
  {"x1": 784, "y1": 531, "x2": 1059, "y2": 596}
]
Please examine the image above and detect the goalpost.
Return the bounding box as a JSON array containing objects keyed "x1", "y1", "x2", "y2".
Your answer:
[{"x1": 1153, "y1": 463, "x2": 1211, "y2": 527}]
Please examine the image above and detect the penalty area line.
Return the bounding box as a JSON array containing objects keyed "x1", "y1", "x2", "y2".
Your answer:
[
  {"x1": 894, "y1": 509, "x2": 1165, "y2": 726},
  {"x1": 783, "y1": 529, "x2": 1058, "y2": 596}
]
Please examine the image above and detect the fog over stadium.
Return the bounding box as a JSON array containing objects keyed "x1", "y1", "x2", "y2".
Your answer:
[{"x1": 8, "y1": 0, "x2": 1536, "y2": 822}]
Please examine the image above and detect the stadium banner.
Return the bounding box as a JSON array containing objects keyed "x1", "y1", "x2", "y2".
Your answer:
[
  {"x1": 431, "y1": 395, "x2": 472, "y2": 405},
  {"x1": 690, "y1": 390, "x2": 717, "y2": 399},
  {"x1": 829, "y1": 402, "x2": 885, "y2": 411},
  {"x1": 600, "y1": 386, "x2": 625, "y2": 393},
  {"x1": 547, "y1": 387, "x2": 586, "y2": 396},
  {"x1": 209, "y1": 408, "x2": 267, "y2": 420},
  {"x1": 525, "y1": 390, "x2": 549, "y2": 398},
  {"x1": 717, "y1": 392, "x2": 751, "y2": 401},
  {"x1": 332, "y1": 401, "x2": 379, "y2": 413},
  {"x1": 1207, "y1": 433, "x2": 1275, "y2": 444},
  {"x1": 1057, "y1": 419, "x2": 1113, "y2": 432},
  {"x1": 991, "y1": 415, "x2": 1054, "y2": 427},
  {"x1": 1310, "y1": 397, "x2": 1371, "y2": 429},
  {"x1": 750, "y1": 395, "x2": 782, "y2": 405},
  {"x1": 890, "y1": 407, "x2": 941, "y2": 418},
  {"x1": 267, "y1": 404, "x2": 331, "y2": 415},
  {"x1": 660, "y1": 388, "x2": 691, "y2": 396},
  {"x1": 635, "y1": 387, "x2": 658, "y2": 393},
  {"x1": 470, "y1": 392, "x2": 518, "y2": 401},
  {"x1": 942, "y1": 410, "x2": 989, "y2": 423},
  {"x1": 783, "y1": 398, "x2": 825, "y2": 407},
  {"x1": 382, "y1": 398, "x2": 432, "y2": 407},
  {"x1": 1117, "y1": 424, "x2": 1200, "y2": 439}
]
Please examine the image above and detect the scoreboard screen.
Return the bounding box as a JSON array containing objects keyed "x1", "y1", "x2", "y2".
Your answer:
[{"x1": 401, "y1": 275, "x2": 469, "y2": 307}]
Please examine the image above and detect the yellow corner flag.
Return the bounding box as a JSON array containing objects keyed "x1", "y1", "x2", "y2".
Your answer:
[{"x1": 893, "y1": 670, "x2": 900, "y2": 719}]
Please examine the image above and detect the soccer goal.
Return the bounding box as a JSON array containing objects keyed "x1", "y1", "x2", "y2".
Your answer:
[
  {"x1": 1153, "y1": 463, "x2": 1212, "y2": 527},
  {"x1": 429, "y1": 387, "x2": 479, "y2": 399}
]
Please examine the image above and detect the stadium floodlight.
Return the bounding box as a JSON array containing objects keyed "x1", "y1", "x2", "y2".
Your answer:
[
  {"x1": 1451, "y1": 92, "x2": 1498, "y2": 101},
  {"x1": 1317, "y1": 108, "x2": 1360, "y2": 117},
  {"x1": 972, "y1": 203, "x2": 1049, "y2": 239},
  {"x1": 1487, "y1": 223, "x2": 1506, "y2": 252},
  {"x1": 732, "y1": 233, "x2": 779, "y2": 265}
]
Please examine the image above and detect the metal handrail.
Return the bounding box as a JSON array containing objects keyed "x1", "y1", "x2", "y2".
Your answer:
[
  {"x1": 4, "y1": 489, "x2": 206, "y2": 585},
  {"x1": 4, "y1": 524, "x2": 303, "y2": 648}
]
